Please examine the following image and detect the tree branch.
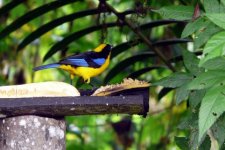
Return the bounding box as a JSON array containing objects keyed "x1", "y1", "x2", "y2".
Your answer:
[{"x1": 104, "y1": 2, "x2": 176, "y2": 72}]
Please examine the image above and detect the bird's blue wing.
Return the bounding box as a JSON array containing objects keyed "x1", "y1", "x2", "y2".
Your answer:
[
  {"x1": 92, "y1": 58, "x2": 106, "y2": 66},
  {"x1": 59, "y1": 51, "x2": 106, "y2": 68},
  {"x1": 60, "y1": 58, "x2": 89, "y2": 67}
]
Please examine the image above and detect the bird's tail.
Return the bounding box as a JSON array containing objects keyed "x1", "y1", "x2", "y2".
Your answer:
[{"x1": 33, "y1": 63, "x2": 60, "y2": 71}]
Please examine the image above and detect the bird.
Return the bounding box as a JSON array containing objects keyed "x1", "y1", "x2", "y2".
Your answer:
[{"x1": 33, "y1": 44, "x2": 112, "y2": 84}]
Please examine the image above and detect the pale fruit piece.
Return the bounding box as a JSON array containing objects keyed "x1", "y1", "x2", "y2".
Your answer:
[{"x1": 0, "y1": 81, "x2": 80, "y2": 98}]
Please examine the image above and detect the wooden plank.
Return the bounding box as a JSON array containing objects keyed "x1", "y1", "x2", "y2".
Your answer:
[{"x1": 0, "y1": 96, "x2": 145, "y2": 117}]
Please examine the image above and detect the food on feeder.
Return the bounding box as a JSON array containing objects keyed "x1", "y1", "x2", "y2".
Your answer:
[
  {"x1": 92, "y1": 78, "x2": 150, "y2": 96},
  {"x1": 0, "y1": 81, "x2": 80, "y2": 98}
]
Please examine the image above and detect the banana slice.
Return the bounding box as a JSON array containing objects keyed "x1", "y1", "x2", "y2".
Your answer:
[{"x1": 0, "y1": 81, "x2": 80, "y2": 98}]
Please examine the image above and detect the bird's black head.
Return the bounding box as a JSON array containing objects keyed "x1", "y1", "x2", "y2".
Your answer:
[
  {"x1": 103, "y1": 44, "x2": 112, "y2": 52},
  {"x1": 94, "y1": 44, "x2": 112, "y2": 52}
]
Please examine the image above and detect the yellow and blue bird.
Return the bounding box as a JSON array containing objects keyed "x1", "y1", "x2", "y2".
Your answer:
[{"x1": 33, "y1": 44, "x2": 112, "y2": 84}]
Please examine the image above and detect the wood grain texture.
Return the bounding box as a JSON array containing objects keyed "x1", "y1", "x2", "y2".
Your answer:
[{"x1": 0, "y1": 96, "x2": 145, "y2": 117}]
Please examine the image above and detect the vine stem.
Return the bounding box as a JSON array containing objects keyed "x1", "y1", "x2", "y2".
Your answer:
[{"x1": 104, "y1": 2, "x2": 176, "y2": 72}]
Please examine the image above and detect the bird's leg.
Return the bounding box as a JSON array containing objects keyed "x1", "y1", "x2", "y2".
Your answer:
[
  {"x1": 70, "y1": 74, "x2": 74, "y2": 85},
  {"x1": 70, "y1": 78, "x2": 73, "y2": 85},
  {"x1": 84, "y1": 78, "x2": 97, "y2": 90}
]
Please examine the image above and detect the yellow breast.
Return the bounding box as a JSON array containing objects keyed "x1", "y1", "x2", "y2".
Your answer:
[{"x1": 59, "y1": 55, "x2": 110, "y2": 83}]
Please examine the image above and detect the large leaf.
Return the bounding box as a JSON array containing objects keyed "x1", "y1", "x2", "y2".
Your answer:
[
  {"x1": 178, "y1": 112, "x2": 199, "y2": 149},
  {"x1": 199, "y1": 85, "x2": 225, "y2": 142},
  {"x1": 0, "y1": 0, "x2": 78, "y2": 39},
  {"x1": 175, "y1": 83, "x2": 190, "y2": 104},
  {"x1": 169, "y1": 51, "x2": 202, "y2": 63},
  {"x1": 104, "y1": 52, "x2": 155, "y2": 84},
  {"x1": 189, "y1": 89, "x2": 205, "y2": 108},
  {"x1": 211, "y1": 114, "x2": 225, "y2": 148},
  {"x1": 199, "y1": 31, "x2": 225, "y2": 65},
  {"x1": 178, "y1": 112, "x2": 198, "y2": 130},
  {"x1": 194, "y1": 23, "x2": 221, "y2": 49},
  {"x1": 190, "y1": 128, "x2": 199, "y2": 150},
  {"x1": 181, "y1": 17, "x2": 209, "y2": 38},
  {"x1": 170, "y1": 49, "x2": 198, "y2": 104},
  {"x1": 201, "y1": 56, "x2": 225, "y2": 70},
  {"x1": 153, "y1": 72, "x2": 192, "y2": 88},
  {"x1": 182, "y1": 49, "x2": 203, "y2": 76},
  {"x1": 222, "y1": 0, "x2": 225, "y2": 6},
  {"x1": 153, "y1": 5, "x2": 194, "y2": 20},
  {"x1": 204, "y1": 31, "x2": 225, "y2": 54},
  {"x1": 203, "y1": 0, "x2": 220, "y2": 13},
  {"x1": 0, "y1": 0, "x2": 25, "y2": 17},
  {"x1": 206, "y1": 13, "x2": 225, "y2": 30},
  {"x1": 188, "y1": 70, "x2": 225, "y2": 90}
]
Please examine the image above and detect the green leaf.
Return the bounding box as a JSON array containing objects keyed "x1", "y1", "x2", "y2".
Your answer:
[
  {"x1": 0, "y1": 0, "x2": 78, "y2": 39},
  {"x1": 203, "y1": 0, "x2": 220, "y2": 13},
  {"x1": 175, "y1": 84, "x2": 190, "y2": 104},
  {"x1": 178, "y1": 112, "x2": 198, "y2": 130},
  {"x1": 201, "y1": 56, "x2": 225, "y2": 70},
  {"x1": 182, "y1": 49, "x2": 203, "y2": 76},
  {"x1": 194, "y1": 23, "x2": 221, "y2": 49},
  {"x1": 153, "y1": 5, "x2": 194, "y2": 20},
  {"x1": 175, "y1": 137, "x2": 189, "y2": 150},
  {"x1": 190, "y1": 129, "x2": 199, "y2": 150},
  {"x1": 206, "y1": 13, "x2": 225, "y2": 30},
  {"x1": 188, "y1": 70, "x2": 225, "y2": 90},
  {"x1": 177, "y1": 112, "x2": 202, "y2": 149},
  {"x1": 199, "y1": 31, "x2": 225, "y2": 65},
  {"x1": 153, "y1": 72, "x2": 192, "y2": 88},
  {"x1": 181, "y1": 17, "x2": 210, "y2": 38},
  {"x1": 189, "y1": 90, "x2": 206, "y2": 108},
  {"x1": 222, "y1": 0, "x2": 225, "y2": 5},
  {"x1": 199, "y1": 85, "x2": 225, "y2": 142},
  {"x1": 211, "y1": 114, "x2": 225, "y2": 148}
]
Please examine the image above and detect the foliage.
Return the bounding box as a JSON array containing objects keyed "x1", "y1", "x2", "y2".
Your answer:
[
  {"x1": 1, "y1": 0, "x2": 225, "y2": 149},
  {"x1": 153, "y1": 0, "x2": 225, "y2": 149}
]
